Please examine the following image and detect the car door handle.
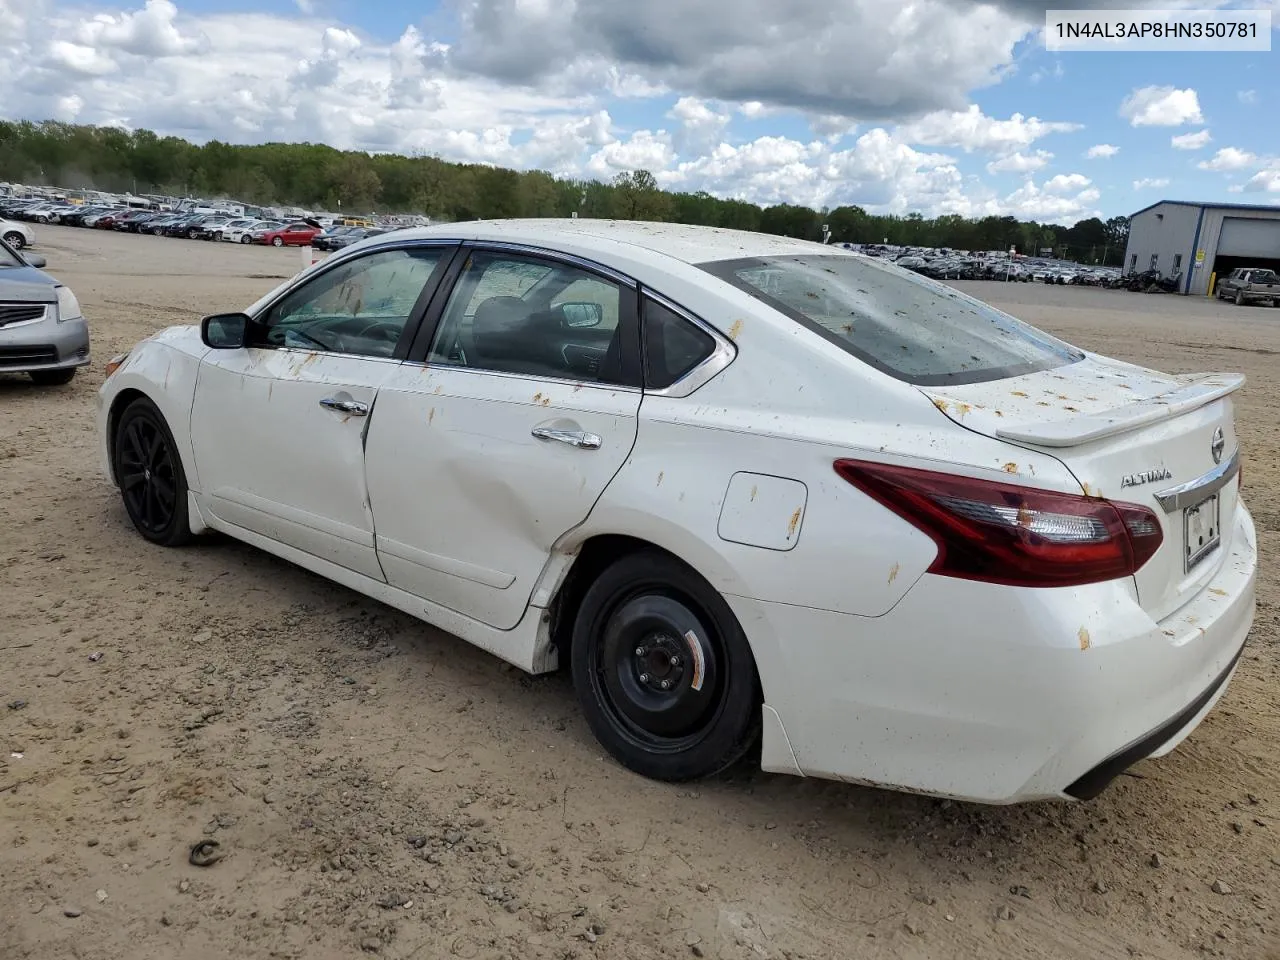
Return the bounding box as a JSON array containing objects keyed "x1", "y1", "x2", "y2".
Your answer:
[
  {"x1": 319, "y1": 397, "x2": 369, "y2": 416},
  {"x1": 531, "y1": 427, "x2": 601, "y2": 449}
]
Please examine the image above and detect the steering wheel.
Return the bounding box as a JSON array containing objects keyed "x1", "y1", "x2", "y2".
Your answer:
[{"x1": 354, "y1": 320, "x2": 403, "y2": 346}]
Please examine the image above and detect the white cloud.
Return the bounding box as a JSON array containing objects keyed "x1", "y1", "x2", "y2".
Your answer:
[
  {"x1": 1085, "y1": 143, "x2": 1119, "y2": 159},
  {"x1": 1119, "y1": 86, "x2": 1203, "y2": 127},
  {"x1": 587, "y1": 130, "x2": 677, "y2": 177},
  {"x1": 1133, "y1": 177, "x2": 1171, "y2": 189},
  {"x1": 896, "y1": 104, "x2": 1081, "y2": 153},
  {"x1": 666, "y1": 97, "x2": 730, "y2": 153},
  {"x1": 1044, "y1": 173, "x2": 1091, "y2": 193},
  {"x1": 295, "y1": 0, "x2": 316, "y2": 12},
  {"x1": 73, "y1": 0, "x2": 205, "y2": 57},
  {"x1": 1238, "y1": 89, "x2": 1257, "y2": 104},
  {"x1": 1243, "y1": 168, "x2": 1280, "y2": 192},
  {"x1": 1171, "y1": 129, "x2": 1211, "y2": 150},
  {"x1": 1198, "y1": 147, "x2": 1257, "y2": 171},
  {"x1": 986, "y1": 150, "x2": 1053, "y2": 173}
]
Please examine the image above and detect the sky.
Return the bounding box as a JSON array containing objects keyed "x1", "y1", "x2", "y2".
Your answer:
[{"x1": 1, "y1": 0, "x2": 1277, "y2": 223}]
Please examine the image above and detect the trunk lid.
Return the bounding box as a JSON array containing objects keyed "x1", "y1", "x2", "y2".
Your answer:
[{"x1": 923, "y1": 355, "x2": 1243, "y2": 622}]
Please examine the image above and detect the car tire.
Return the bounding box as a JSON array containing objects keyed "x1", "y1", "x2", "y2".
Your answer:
[
  {"x1": 240, "y1": 235, "x2": 252, "y2": 244},
  {"x1": 29, "y1": 368, "x2": 76, "y2": 386},
  {"x1": 570, "y1": 550, "x2": 761, "y2": 782},
  {"x1": 112, "y1": 397, "x2": 194, "y2": 547},
  {"x1": 3, "y1": 231, "x2": 25, "y2": 249},
  {"x1": 1235, "y1": 290, "x2": 1245, "y2": 306},
  {"x1": 272, "y1": 236, "x2": 284, "y2": 247}
]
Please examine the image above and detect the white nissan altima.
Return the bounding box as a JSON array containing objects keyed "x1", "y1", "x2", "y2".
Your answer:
[{"x1": 97, "y1": 220, "x2": 1256, "y2": 803}]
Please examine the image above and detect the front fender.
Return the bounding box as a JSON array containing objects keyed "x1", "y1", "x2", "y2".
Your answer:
[{"x1": 97, "y1": 329, "x2": 208, "y2": 493}]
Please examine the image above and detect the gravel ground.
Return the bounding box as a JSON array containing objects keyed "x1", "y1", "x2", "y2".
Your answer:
[{"x1": 2, "y1": 226, "x2": 1278, "y2": 960}]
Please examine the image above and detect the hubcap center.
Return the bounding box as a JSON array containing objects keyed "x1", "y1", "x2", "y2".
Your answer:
[{"x1": 633, "y1": 634, "x2": 686, "y2": 691}]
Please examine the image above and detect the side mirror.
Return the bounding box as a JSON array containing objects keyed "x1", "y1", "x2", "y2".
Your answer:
[
  {"x1": 24, "y1": 253, "x2": 47, "y2": 268},
  {"x1": 201, "y1": 312, "x2": 250, "y2": 349},
  {"x1": 558, "y1": 301, "x2": 604, "y2": 328}
]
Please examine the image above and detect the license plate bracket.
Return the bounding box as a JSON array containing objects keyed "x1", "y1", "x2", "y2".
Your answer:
[{"x1": 1183, "y1": 493, "x2": 1221, "y2": 573}]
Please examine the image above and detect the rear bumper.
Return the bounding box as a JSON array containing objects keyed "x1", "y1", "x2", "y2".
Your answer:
[
  {"x1": 0, "y1": 314, "x2": 90, "y2": 372},
  {"x1": 731, "y1": 503, "x2": 1257, "y2": 803}
]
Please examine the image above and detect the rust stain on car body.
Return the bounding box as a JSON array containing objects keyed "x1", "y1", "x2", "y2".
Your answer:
[
  {"x1": 727, "y1": 319, "x2": 744, "y2": 340},
  {"x1": 887, "y1": 562, "x2": 900, "y2": 585},
  {"x1": 1078, "y1": 627, "x2": 1091, "y2": 651},
  {"x1": 1002, "y1": 462, "x2": 1018, "y2": 474},
  {"x1": 932, "y1": 397, "x2": 950, "y2": 413},
  {"x1": 786, "y1": 507, "x2": 802, "y2": 540}
]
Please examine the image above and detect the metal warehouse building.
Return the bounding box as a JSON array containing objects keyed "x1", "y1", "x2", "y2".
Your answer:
[{"x1": 1123, "y1": 200, "x2": 1280, "y2": 296}]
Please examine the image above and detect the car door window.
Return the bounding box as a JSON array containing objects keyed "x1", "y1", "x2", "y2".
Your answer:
[
  {"x1": 252, "y1": 247, "x2": 445, "y2": 359},
  {"x1": 427, "y1": 251, "x2": 633, "y2": 384}
]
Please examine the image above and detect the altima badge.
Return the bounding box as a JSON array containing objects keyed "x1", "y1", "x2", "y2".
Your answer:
[
  {"x1": 1121, "y1": 467, "x2": 1173, "y2": 488},
  {"x1": 1210, "y1": 427, "x2": 1225, "y2": 465}
]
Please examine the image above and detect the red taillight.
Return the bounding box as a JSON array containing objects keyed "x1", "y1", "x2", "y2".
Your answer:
[{"x1": 833, "y1": 459, "x2": 1164, "y2": 588}]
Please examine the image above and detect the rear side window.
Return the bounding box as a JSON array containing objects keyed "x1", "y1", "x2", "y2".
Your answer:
[
  {"x1": 701, "y1": 254, "x2": 1084, "y2": 386},
  {"x1": 643, "y1": 298, "x2": 714, "y2": 389}
]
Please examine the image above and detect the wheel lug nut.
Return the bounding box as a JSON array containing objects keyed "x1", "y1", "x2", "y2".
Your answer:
[
  {"x1": 635, "y1": 646, "x2": 646, "y2": 657},
  {"x1": 669, "y1": 655, "x2": 680, "y2": 666},
  {"x1": 639, "y1": 673, "x2": 650, "y2": 683},
  {"x1": 660, "y1": 679, "x2": 671, "y2": 690}
]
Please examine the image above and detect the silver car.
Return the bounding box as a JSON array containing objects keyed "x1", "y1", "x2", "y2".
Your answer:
[{"x1": 0, "y1": 239, "x2": 90, "y2": 385}]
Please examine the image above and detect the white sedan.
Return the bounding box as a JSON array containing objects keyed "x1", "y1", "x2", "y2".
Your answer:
[{"x1": 96, "y1": 220, "x2": 1256, "y2": 803}]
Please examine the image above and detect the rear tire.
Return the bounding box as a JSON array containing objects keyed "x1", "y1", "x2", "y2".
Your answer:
[
  {"x1": 570, "y1": 550, "x2": 761, "y2": 781},
  {"x1": 1235, "y1": 290, "x2": 1245, "y2": 306},
  {"x1": 3, "y1": 231, "x2": 25, "y2": 249},
  {"x1": 112, "y1": 397, "x2": 194, "y2": 547},
  {"x1": 30, "y1": 368, "x2": 75, "y2": 386}
]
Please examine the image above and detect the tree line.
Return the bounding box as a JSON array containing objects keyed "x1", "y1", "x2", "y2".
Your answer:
[{"x1": 0, "y1": 120, "x2": 1129, "y2": 263}]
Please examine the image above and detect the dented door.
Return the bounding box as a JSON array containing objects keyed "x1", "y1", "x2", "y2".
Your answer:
[{"x1": 364, "y1": 367, "x2": 640, "y2": 629}]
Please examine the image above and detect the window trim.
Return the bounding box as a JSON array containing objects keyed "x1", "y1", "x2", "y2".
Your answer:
[
  {"x1": 403, "y1": 241, "x2": 643, "y2": 389},
  {"x1": 245, "y1": 240, "x2": 460, "y2": 362},
  {"x1": 640, "y1": 288, "x2": 736, "y2": 398}
]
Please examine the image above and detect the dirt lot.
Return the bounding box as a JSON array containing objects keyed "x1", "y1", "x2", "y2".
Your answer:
[{"x1": 2, "y1": 225, "x2": 1278, "y2": 960}]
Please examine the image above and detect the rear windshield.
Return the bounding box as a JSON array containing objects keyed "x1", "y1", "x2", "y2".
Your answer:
[{"x1": 701, "y1": 254, "x2": 1084, "y2": 386}]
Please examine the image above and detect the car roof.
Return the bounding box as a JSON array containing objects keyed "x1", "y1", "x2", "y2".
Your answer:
[{"x1": 391, "y1": 218, "x2": 834, "y2": 266}]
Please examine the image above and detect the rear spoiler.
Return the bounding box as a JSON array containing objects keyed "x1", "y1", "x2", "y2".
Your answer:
[{"x1": 996, "y1": 373, "x2": 1245, "y2": 448}]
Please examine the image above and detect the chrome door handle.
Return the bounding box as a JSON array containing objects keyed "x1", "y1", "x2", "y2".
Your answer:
[
  {"x1": 531, "y1": 427, "x2": 601, "y2": 449},
  {"x1": 319, "y1": 397, "x2": 369, "y2": 416}
]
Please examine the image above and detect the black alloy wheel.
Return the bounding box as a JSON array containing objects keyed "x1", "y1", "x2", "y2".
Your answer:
[
  {"x1": 113, "y1": 398, "x2": 193, "y2": 546},
  {"x1": 571, "y1": 551, "x2": 760, "y2": 781}
]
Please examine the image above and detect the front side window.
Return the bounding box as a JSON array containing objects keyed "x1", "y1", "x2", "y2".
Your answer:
[
  {"x1": 252, "y1": 247, "x2": 446, "y2": 358},
  {"x1": 701, "y1": 254, "x2": 1084, "y2": 386},
  {"x1": 428, "y1": 251, "x2": 631, "y2": 384}
]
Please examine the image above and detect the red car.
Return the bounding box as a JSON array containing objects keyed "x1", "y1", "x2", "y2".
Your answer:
[{"x1": 257, "y1": 222, "x2": 322, "y2": 247}]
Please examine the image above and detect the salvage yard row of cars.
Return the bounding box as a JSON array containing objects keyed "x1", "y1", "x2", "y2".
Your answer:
[
  {"x1": 0, "y1": 195, "x2": 398, "y2": 249},
  {"x1": 849, "y1": 243, "x2": 1125, "y2": 286}
]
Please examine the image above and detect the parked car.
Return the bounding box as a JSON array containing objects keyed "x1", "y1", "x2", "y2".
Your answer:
[
  {"x1": 0, "y1": 237, "x2": 89, "y2": 384},
  {"x1": 97, "y1": 220, "x2": 1255, "y2": 804},
  {"x1": 0, "y1": 217, "x2": 35, "y2": 250},
  {"x1": 226, "y1": 220, "x2": 277, "y2": 244},
  {"x1": 205, "y1": 217, "x2": 261, "y2": 241},
  {"x1": 312, "y1": 225, "x2": 360, "y2": 250},
  {"x1": 257, "y1": 221, "x2": 322, "y2": 246},
  {"x1": 1215, "y1": 267, "x2": 1280, "y2": 306}
]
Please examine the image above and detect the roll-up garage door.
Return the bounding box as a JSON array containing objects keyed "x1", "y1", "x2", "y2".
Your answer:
[{"x1": 1217, "y1": 217, "x2": 1280, "y2": 258}]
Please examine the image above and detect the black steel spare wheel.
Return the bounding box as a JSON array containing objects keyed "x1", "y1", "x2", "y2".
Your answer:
[
  {"x1": 114, "y1": 398, "x2": 192, "y2": 546},
  {"x1": 571, "y1": 551, "x2": 760, "y2": 781}
]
